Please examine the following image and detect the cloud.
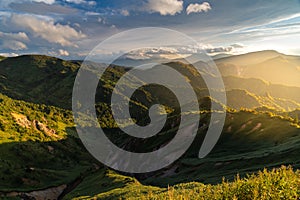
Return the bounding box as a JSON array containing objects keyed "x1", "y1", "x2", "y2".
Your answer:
[
  {"x1": 119, "y1": 45, "x2": 235, "y2": 60},
  {"x1": 2, "y1": 40, "x2": 27, "y2": 50},
  {"x1": 10, "y1": 2, "x2": 78, "y2": 15},
  {"x1": 186, "y1": 2, "x2": 211, "y2": 15},
  {"x1": 0, "y1": 31, "x2": 29, "y2": 41},
  {"x1": 145, "y1": 0, "x2": 183, "y2": 16},
  {"x1": 205, "y1": 46, "x2": 232, "y2": 53},
  {"x1": 65, "y1": 0, "x2": 96, "y2": 5},
  {"x1": 231, "y1": 43, "x2": 244, "y2": 48},
  {"x1": 121, "y1": 9, "x2": 130, "y2": 16},
  {"x1": 0, "y1": 0, "x2": 55, "y2": 9},
  {"x1": 0, "y1": 31, "x2": 29, "y2": 50},
  {"x1": 32, "y1": 0, "x2": 55, "y2": 4},
  {"x1": 10, "y1": 14, "x2": 86, "y2": 47},
  {"x1": 85, "y1": 11, "x2": 101, "y2": 16},
  {"x1": 0, "y1": 52, "x2": 19, "y2": 57},
  {"x1": 58, "y1": 49, "x2": 69, "y2": 56}
]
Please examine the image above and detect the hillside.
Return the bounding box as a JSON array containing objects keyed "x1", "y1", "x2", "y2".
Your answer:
[
  {"x1": 216, "y1": 50, "x2": 300, "y2": 87},
  {"x1": 0, "y1": 53, "x2": 300, "y2": 199},
  {"x1": 0, "y1": 55, "x2": 79, "y2": 109},
  {"x1": 1, "y1": 54, "x2": 300, "y2": 112},
  {"x1": 65, "y1": 166, "x2": 300, "y2": 199},
  {"x1": 0, "y1": 93, "x2": 97, "y2": 199},
  {"x1": 215, "y1": 50, "x2": 282, "y2": 66},
  {"x1": 224, "y1": 80, "x2": 300, "y2": 111}
]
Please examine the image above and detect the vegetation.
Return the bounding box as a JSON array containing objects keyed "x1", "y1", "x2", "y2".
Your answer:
[
  {"x1": 0, "y1": 93, "x2": 96, "y2": 192},
  {"x1": 0, "y1": 54, "x2": 300, "y2": 199},
  {"x1": 66, "y1": 166, "x2": 300, "y2": 199}
]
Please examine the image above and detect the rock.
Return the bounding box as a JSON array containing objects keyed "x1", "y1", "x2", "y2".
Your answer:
[{"x1": 11, "y1": 113, "x2": 31, "y2": 128}]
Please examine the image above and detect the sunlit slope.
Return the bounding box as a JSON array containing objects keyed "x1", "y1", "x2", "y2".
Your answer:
[
  {"x1": 216, "y1": 50, "x2": 300, "y2": 87},
  {"x1": 65, "y1": 166, "x2": 300, "y2": 200},
  {"x1": 0, "y1": 93, "x2": 95, "y2": 192}
]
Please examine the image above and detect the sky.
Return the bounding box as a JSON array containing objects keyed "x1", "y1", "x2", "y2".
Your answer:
[{"x1": 0, "y1": 0, "x2": 300, "y2": 59}]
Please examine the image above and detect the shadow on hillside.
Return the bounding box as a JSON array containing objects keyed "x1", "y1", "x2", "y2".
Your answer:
[{"x1": 0, "y1": 127, "x2": 98, "y2": 193}]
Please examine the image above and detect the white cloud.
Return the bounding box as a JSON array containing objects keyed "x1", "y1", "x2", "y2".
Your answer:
[
  {"x1": 145, "y1": 0, "x2": 183, "y2": 16},
  {"x1": 0, "y1": 52, "x2": 19, "y2": 57},
  {"x1": 231, "y1": 43, "x2": 244, "y2": 48},
  {"x1": 58, "y1": 49, "x2": 69, "y2": 56},
  {"x1": 65, "y1": 0, "x2": 84, "y2": 4},
  {"x1": 87, "y1": 1, "x2": 96, "y2": 6},
  {"x1": 85, "y1": 11, "x2": 101, "y2": 16},
  {"x1": 32, "y1": 0, "x2": 55, "y2": 4},
  {"x1": 10, "y1": 14, "x2": 86, "y2": 47},
  {"x1": 65, "y1": 0, "x2": 96, "y2": 5},
  {"x1": 186, "y1": 2, "x2": 211, "y2": 15},
  {"x1": 120, "y1": 45, "x2": 235, "y2": 60},
  {"x1": 205, "y1": 46, "x2": 232, "y2": 53},
  {"x1": 0, "y1": 32, "x2": 29, "y2": 41},
  {"x1": 0, "y1": 0, "x2": 55, "y2": 8},
  {"x1": 2, "y1": 40, "x2": 27, "y2": 50},
  {"x1": 121, "y1": 10, "x2": 130, "y2": 16},
  {"x1": 0, "y1": 31, "x2": 29, "y2": 50}
]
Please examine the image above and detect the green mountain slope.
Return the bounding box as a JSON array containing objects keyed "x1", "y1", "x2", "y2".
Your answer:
[
  {"x1": 65, "y1": 166, "x2": 300, "y2": 200},
  {"x1": 64, "y1": 109, "x2": 300, "y2": 199},
  {"x1": 0, "y1": 55, "x2": 79, "y2": 109},
  {"x1": 0, "y1": 93, "x2": 96, "y2": 197},
  {"x1": 0, "y1": 53, "x2": 300, "y2": 199}
]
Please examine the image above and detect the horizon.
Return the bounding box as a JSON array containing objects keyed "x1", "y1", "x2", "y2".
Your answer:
[{"x1": 1, "y1": 49, "x2": 299, "y2": 61}]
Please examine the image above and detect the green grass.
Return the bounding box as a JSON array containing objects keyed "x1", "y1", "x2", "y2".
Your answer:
[
  {"x1": 1, "y1": 55, "x2": 300, "y2": 199},
  {"x1": 0, "y1": 93, "x2": 96, "y2": 192},
  {"x1": 64, "y1": 169, "x2": 162, "y2": 200},
  {"x1": 65, "y1": 166, "x2": 300, "y2": 200}
]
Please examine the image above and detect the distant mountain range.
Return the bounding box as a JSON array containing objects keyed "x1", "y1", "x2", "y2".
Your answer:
[
  {"x1": 1, "y1": 51, "x2": 300, "y2": 111},
  {"x1": 216, "y1": 50, "x2": 300, "y2": 87}
]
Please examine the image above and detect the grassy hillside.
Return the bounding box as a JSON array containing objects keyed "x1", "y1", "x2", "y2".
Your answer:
[
  {"x1": 0, "y1": 53, "x2": 300, "y2": 199},
  {"x1": 226, "y1": 88, "x2": 300, "y2": 111},
  {"x1": 223, "y1": 76, "x2": 300, "y2": 103},
  {"x1": 65, "y1": 166, "x2": 300, "y2": 200},
  {"x1": 0, "y1": 93, "x2": 96, "y2": 194},
  {"x1": 1, "y1": 55, "x2": 299, "y2": 112},
  {"x1": 0, "y1": 55, "x2": 79, "y2": 109}
]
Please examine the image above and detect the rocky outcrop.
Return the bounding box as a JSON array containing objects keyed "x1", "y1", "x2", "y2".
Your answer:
[
  {"x1": 11, "y1": 112, "x2": 61, "y2": 139},
  {"x1": 11, "y1": 113, "x2": 31, "y2": 128}
]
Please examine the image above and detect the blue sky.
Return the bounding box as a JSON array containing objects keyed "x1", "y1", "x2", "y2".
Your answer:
[{"x1": 0, "y1": 0, "x2": 300, "y2": 59}]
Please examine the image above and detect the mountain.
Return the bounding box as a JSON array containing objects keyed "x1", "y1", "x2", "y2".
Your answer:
[
  {"x1": 216, "y1": 50, "x2": 300, "y2": 87},
  {"x1": 0, "y1": 93, "x2": 96, "y2": 198},
  {"x1": 224, "y1": 76, "x2": 300, "y2": 111},
  {"x1": 0, "y1": 55, "x2": 79, "y2": 109},
  {"x1": 212, "y1": 53, "x2": 233, "y2": 60},
  {"x1": 0, "y1": 53, "x2": 300, "y2": 199},
  {"x1": 215, "y1": 50, "x2": 282, "y2": 66},
  {"x1": 223, "y1": 76, "x2": 300, "y2": 100}
]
